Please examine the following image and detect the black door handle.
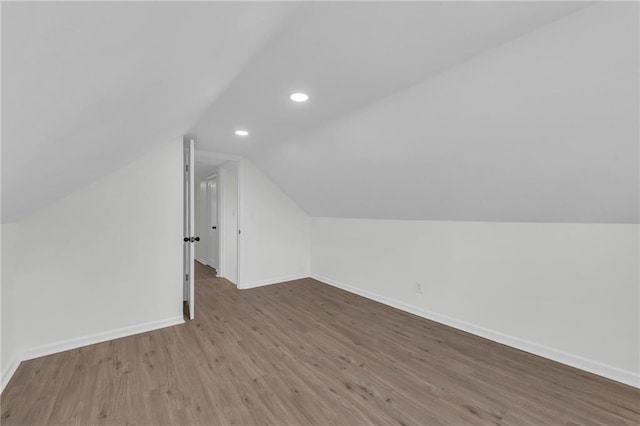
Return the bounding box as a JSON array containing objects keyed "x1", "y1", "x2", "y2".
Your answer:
[
  {"x1": 194, "y1": 237, "x2": 200, "y2": 242},
  {"x1": 184, "y1": 237, "x2": 189, "y2": 242},
  {"x1": 212, "y1": 226, "x2": 217, "y2": 229},
  {"x1": 184, "y1": 237, "x2": 201, "y2": 242}
]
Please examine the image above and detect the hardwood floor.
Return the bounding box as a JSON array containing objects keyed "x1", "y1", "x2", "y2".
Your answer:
[{"x1": 2, "y1": 262, "x2": 639, "y2": 425}]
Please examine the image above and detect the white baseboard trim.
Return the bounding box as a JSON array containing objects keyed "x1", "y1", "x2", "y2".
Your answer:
[
  {"x1": 195, "y1": 258, "x2": 208, "y2": 266},
  {"x1": 1, "y1": 358, "x2": 21, "y2": 394},
  {"x1": 21, "y1": 316, "x2": 185, "y2": 362},
  {"x1": 241, "y1": 273, "x2": 309, "y2": 290},
  {"x1": 311, "y1": 274, "x2": 640, "y2": 389}
]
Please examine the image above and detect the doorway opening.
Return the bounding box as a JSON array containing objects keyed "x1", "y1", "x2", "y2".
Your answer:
[{"x1": 183, "y1": 137, "x2": 241, "y2": 320}]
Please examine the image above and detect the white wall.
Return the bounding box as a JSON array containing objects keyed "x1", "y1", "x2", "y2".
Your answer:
[
  {"x1": 2, "y1": 142, "x2": 183, "y2": 381},
  {"x1": 219, "y1": 161, "x2": 238, "y2": 284},
  {"x1": 311, "y1": 218, "x2": 640, "y2": 387},
  {"x1": 241, "y1": 160, "x2": 310, "y2": 288},
  {"x1": 1, "y1": 222, "x2": 21, "y2": 390}
]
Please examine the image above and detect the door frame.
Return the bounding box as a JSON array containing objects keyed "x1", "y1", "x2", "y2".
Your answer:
[
  {"x1": 205, "y1": 173, "x2": 221, "y2": 274},
  {"x1": 193, "y1": 149, "x2": 243, "y2": 288}
]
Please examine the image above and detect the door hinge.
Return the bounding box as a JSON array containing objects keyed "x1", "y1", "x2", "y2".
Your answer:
[
  {"x1": 186, "y1": 273, "x2": 189, "y2": 282},
  {"x1": 185, "y1": 164, "x2": 189, "y2": 172},
  {"x1": 238, "y1": 229, "x2": 241, "y2": 235}
]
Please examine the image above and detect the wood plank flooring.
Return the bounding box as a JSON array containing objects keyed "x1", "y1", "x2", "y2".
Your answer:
[{"x1": 2, "y1": 262, "x2": 639, "y2": 425}]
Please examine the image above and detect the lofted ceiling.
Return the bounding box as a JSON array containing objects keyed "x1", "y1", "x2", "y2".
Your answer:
[
  {"x1": 3, "y1": 1, "x2": 638, "y2": 223},
  {"x1": 1, "y1": 1, "x2": 297, "y2": 222},
  {"x1": 250, "y1": 2, "x2": 639, "y2": 223},
  {"x1": 190, "y1": 1, "x2": 591, "y2": 157}
]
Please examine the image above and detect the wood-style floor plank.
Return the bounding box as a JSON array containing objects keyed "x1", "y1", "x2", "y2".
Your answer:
[{"x1": 2, "y1": 262, "x2": 639, "y2": 425}]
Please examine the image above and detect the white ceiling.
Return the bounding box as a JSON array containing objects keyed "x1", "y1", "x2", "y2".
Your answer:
[
  {"x1": 190, "y1": 1, "x2": 590, "y2": 157},
  {"x1": 247, "y1": 2, "x2": 639, "y2": 223},
  {"x1": 3, "y1": 1, "x2": 638, "y2": 223},
  {"x1": 194, "y1": 158, "x2": 226, "y2": 183},
  {"x1": 1, "y1": 1, "x2": 296, "y2": 222}
]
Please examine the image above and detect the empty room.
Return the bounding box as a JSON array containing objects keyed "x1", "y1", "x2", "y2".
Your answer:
[{"x1": 1, "y1": 1, "x2": 639, "y2": 425}]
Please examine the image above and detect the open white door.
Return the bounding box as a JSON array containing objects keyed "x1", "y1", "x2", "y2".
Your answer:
[{"x1": 183, "y1": 137, "x2": 196, "y2": 320}]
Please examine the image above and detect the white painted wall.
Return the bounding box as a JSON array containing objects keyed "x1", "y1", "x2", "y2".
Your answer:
[
  {"x1": 1, "y1": 222, "x2": 21, "y2": 389},
  {"x1": 241, "y1": 160, "x2": 310, "y2": 288},
  {"x1": 311, "y1": 218, "x2": 640, "y2": 387},
  {"x1": 2, "y1": 142, "x2": 183, "y2": 377},
  {"x1": 219, "y1": 162, "x2": 239, "y2": 284}
]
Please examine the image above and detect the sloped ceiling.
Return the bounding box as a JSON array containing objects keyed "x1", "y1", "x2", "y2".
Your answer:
[
  {"x1": 190, "y1": 1, "x2": 638, "y2": 223},
  {"x1": 190, "y1": 1, "x2": 591, "y2": 156},
  {"x1": 1, "y1": 1, "x2": 297, "y2": 222},
  {"x1": 3, "y1": 2, "x2": 638, "y2": 224}
]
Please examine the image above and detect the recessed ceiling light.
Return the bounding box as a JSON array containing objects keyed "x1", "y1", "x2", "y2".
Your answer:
[
  {"x1": 290, "y1": 92, "x2": 309, "y2": 102},
  {"x1": 235, "y1": 129, "x2": 249, "y2": 136}
]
